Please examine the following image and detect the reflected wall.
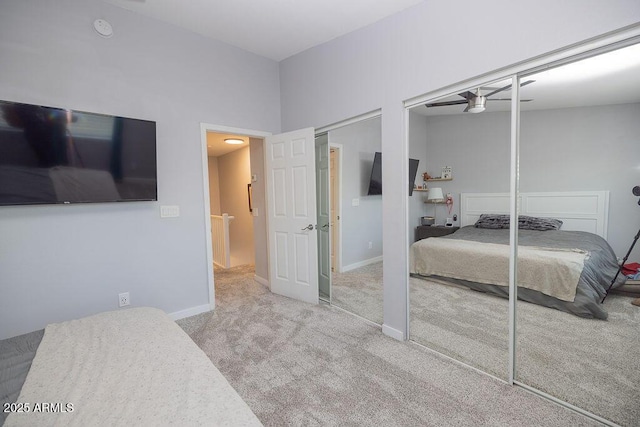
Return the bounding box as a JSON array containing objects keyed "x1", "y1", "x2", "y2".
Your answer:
[{"x1": 328, "y1": 116, "x2": 384, "y2": 324}]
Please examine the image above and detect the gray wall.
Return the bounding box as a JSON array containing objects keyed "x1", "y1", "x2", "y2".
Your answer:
[
  {"x1": 328, "y1": 117, "x2": 382, "y2": 269},
  {"x1": 208, "y1": 157, "x2": 221, "y2": 216},
  {"x1": 408, "y1": 111, "x2": 430, "y2": 243},
  {"x1": 0, "y1": 0, "x2": 280, "y2": 339},
  {"x1": 521, "y1": 104, "x2": 640, "y2": 258},
  {"x1": 279, "y1": 0, "x2": 640, "y2": 338},
  {"x1": 249, "y1": 138, "x2": 268, "y2": 282},
  {"x1": 416, "y1": 103, "x2": 640, "y2": 258},
  {"x1": 217, "y1": 147, "x2": 255, "y2": 266}
]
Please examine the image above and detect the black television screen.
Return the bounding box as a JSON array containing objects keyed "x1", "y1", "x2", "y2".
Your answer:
[
  {"x1": 408, "y1": 157, "x2": 419, "y2": 196},
  {"x1": 0, "y1": 100, "x2": 157, "y2": 206},
  {"x1": 366, "y1": 152, "x2": 420, "y2": 196},
  {"x1": 367, "y1": 152, "x2": 382, "y2": 195}
]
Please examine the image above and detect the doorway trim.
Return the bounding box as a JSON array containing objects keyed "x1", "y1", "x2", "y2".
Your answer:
[
  {"x1": 199, "y1": 123, "x2": 272, "y2": 311},
  {"x1": 328, "y1": 143, "x2": 343, "y2": 273},
  {"x1": 316, "y1": 109, "x2": 381, "y2": 134}
]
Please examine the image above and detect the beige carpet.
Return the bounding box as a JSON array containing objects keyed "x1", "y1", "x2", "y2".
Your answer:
[
  {"x1": 410, "y1": 276, "x2": 640, "y2": 427},
  {"x1": 321, "y1": 260, "x2": 639, "y2": 425},
  {"x1": 177, "y1": 264, "x2": 598, "y2": 426},
  {"x1": 331, "y1": 262, "x2": 383, "y2": 325}
]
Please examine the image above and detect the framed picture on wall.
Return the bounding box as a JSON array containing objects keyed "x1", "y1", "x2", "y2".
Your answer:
[{"x1": 442, "y1": 166, "x2": 452, "y2": 179}]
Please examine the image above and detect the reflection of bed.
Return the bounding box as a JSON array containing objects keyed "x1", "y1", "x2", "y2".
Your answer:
[
  {"x1": 0, "y1": 165, "x2": 120, "y2": 204},
  {"x1": 2, "y1": 308, "x2": 261, "y2": 426},
  {"x1": 410, "y1": 191, "x2": 624, "y2": 319}
]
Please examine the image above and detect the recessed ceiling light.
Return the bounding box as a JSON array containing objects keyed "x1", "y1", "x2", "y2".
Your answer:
[{"x1": 224, "y1": 138, "x2": 244, "y2": 145}]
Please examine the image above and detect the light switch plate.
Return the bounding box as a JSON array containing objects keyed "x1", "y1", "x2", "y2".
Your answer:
[
  {"x1": 160, "y1": 205, "x2": 180, "y2": 218},
  {"x1": 352, "y1": 198, "x2": 359, "y2": 207}
]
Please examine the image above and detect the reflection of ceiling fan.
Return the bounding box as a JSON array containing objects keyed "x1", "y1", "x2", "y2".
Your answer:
[{"x1": 425, "y1": 80, "x2": 535, "y2": 113}]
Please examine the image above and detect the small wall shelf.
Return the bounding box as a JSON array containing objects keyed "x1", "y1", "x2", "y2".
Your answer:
[
  {"x1": 413, "y1": 188, "x2": 429, "y2": 192},
  {"x1": 426, "y1": 177, "x2": 452, "y2": 182}
]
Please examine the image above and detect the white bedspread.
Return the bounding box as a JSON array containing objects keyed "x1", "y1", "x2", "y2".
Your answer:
[
  {"x1": 5, "y1": 307, "x2": 262, "y2": 427},
  {"x1": 410, "y1": 238, "x2": 588, "y2": 302}
]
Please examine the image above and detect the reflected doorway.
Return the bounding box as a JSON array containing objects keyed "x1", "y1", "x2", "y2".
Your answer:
[{"x1": 316, "y1": 115, "x2": 383, "y2": 324}]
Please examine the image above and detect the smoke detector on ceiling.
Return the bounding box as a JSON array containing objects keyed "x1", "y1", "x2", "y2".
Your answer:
[{"x1": 93, "y1": 19, "x2": 113, "y2": 38}]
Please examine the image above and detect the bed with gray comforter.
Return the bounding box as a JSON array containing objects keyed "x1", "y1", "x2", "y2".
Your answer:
[{"x1": 410, "y1": 226, "x2": 625, "y2": 319}]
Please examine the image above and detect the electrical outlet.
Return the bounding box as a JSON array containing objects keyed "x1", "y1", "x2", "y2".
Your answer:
[
  {"x1": 119, "y1": 292, "x2": 130, "y2": 307},
  {"x1": 368, "y1": 241, "x2": 373, "y2": 249}
]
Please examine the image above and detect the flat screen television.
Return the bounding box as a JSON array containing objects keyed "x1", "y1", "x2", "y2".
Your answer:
[
  {"x1": 366, "y1": 152, "x2": 420, "y2": 196},
  {"x1": 0, "y1": 100, "x2": 157, "y2": 206}
]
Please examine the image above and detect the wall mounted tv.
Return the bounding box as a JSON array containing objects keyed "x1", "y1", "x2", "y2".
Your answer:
[
  {"x1": 0, "y1": 100, "x2": 157, "y2": 206},
  {"x1": 366, "y1": 152, "x2": 420, "y2": 196}
]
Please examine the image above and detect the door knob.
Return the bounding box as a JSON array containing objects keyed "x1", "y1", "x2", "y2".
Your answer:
[
  {"x1": 301, "y1": 224, "x2": 314, "y2": 231},
  {"x1": 322, "y1": 223, "x2": 329, "y2": 228}
]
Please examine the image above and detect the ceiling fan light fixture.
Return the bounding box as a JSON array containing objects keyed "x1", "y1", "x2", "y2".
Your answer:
[
  {"x1": 224, "y1": 138, "x2": 244, "y2": 145},
  {"x1": 467, "y1": 96, "x2": 486, "y2": 113}
]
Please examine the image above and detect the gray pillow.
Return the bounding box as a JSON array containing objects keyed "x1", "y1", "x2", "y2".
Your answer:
[{"x1": 474, "y1": 214, "x2": 562, "y2": 231}]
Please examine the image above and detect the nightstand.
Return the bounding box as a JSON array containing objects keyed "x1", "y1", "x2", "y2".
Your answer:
[{"x1": 415, "y1": 225, "x2": 459, "y2": 241}]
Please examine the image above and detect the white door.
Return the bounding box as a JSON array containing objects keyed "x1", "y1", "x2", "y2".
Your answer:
[
  {"x1": 330, "y1": 147, "x2": 339, "y2": 271},
  {"x1": 265, "y1": 128, "x2": 318, "y2": 304},
  {"x1": 316, "y1": 135, "x2": 330, "y2": 301}
]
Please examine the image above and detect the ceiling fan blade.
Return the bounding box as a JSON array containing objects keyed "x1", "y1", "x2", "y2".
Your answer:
[
  {"x1": 485, "y1": 79, "x2": 536, "y2": 98},
  {"x1": 425, "y1": 100, "x2": 468, "y2": 108},
  {"x1": 484, "y1": 84, "x2": 512, "y2": 98},
  {"x1": 490, "y1": 98, "x2": 534, "y2": 102}
]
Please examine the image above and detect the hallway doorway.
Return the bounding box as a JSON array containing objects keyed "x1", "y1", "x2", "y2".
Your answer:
[
  {"x1": 206, "y1": 132, "x2": 255, "y2": 268},
  {"x1": 200, "y1": 123, "x2": 271, "y2": 310}
]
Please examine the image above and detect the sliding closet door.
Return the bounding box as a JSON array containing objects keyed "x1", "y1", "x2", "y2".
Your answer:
[
  {"x1": 328, "y1": 116, "x2": 384, "y2": 325},
  {"x1": 515, "y1": 43, "x2": 640, "y2": 425},
  {"x1": 408, "y1": 79, "x2": 514, "y2": 380}
]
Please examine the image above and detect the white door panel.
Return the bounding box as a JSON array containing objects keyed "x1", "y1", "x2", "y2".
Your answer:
[
  {"x1": 316, "y1": 135, "x2": 330, "y2": 300},
  {"x1": 330, "y1": 148, "x2": 339, "y2": 271},
  {"x1": 266, "y1": 128, "x2": 318, "y2": 304}
]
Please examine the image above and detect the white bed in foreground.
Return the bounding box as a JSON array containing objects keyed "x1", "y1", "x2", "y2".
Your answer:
[{"x1": 5, "y1": 307, "x2": 261, "y2": 426}]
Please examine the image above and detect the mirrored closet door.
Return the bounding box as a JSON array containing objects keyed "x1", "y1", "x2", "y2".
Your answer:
[
  {"x1": 408, "y1": 78, "x2": 515, "y2": 380},
  {"x1": 319, "y1": 115, "x2": 384, "y2": 325},
  {"x1": 515, "y1": 43, "x2": 640, "y2": 426}
]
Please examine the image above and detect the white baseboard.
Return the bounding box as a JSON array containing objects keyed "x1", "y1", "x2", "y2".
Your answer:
[
  {"x1": 342, "y1": 255, "x2": 383, "y2": 273},
  {"x1": 169, "y1": 304, "x2": 211, "y2": 321},
  {"x1": 254, "y1": 275, "x2": 269, "y2": 287},
  {"x1": 382, "y1": 324, "x2": 405, "y2": 341}
]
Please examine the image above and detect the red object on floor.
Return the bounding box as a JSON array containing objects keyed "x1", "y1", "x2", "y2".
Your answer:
[{"x1": 622, "y1": 262, "x2": 640, "y2": 276}]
